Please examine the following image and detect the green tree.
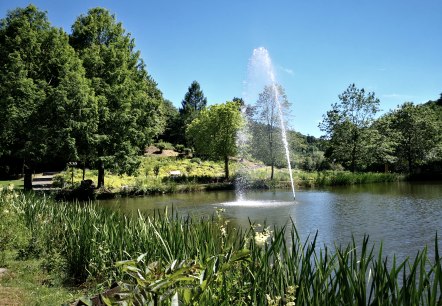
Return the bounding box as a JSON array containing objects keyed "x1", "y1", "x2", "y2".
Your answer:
[
  {"x1": 388, "y1": 102, "x2": 439, "y2": 173},
  {"x1": 250, "y1": 84, "x2": 291, "y2": 180},
  {"x1": 0, "y1": 5, "x2": 98, "y2": 188},
  {"x1": 319, "y1": 84, "x2": 380, "y2": 172},
  {"x1": 180, "y1": 81, "x2": 207, "y2": 123},
  {"x1": 186, "y1": 101, "x2": 244, "y2": 179},
  {"x1": 158, "y1": 99, "x2": 180, "y2": 144},
  {"x1": 367, "y1": 116, "x2": 398, "y2": 172},
  {"x1": 70, "y1": 7, "x2": 165, "y2": 187}
]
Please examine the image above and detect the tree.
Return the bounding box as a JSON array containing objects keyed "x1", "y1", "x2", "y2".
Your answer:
[
  {"x1": 319, "y1": 84, "x2": 380, "y2": 172},
  {"x1": 250, "y1": 84, "x2": 291, "y2": 180},
  {"x1": 158, "y1": 99, "x2": 181, "y2": 144},
  {"x1": 388, "y1": 102, "x2": 439, "y2": 173},
  {"x1": 0, "y1": 5, "x2": 98, "y2": 188},
  {"x1": 70, "y1": 7, "x2": 165, "y2": 187},
  {"x1": 186, "y1": 101, "x2": 244, "y2": 179},
  {"x1": 180, "y1": 81, "x2": 207, "y2": 123},
  {"x1": 367, "y1": 116, "x2": 398, "y2": 172}
]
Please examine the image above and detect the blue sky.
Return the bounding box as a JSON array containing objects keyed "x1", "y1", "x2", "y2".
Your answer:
[{"x1": 2, "y1": 0, "x2": 441, "y2": 137}]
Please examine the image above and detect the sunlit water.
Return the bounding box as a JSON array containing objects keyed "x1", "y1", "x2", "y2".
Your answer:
[{"x1": 100, "y1": 181, "x2": 442, "y2": 262}]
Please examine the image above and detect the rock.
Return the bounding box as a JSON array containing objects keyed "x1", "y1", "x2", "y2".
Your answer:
[{"x1": 0, "y1": 268, "x2": 8, "y2": 278}]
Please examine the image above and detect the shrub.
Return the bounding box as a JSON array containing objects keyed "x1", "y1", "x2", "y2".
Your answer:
[
  {"x1": 175, "y1": 144, "x2": 185, "y2": 153},
  {"x1": 190, "y1": 158, "x2": 201, "y2": 165},
  {"x1": 154, "y1": 142, "x2": 174, "y2": 152},
  {"x1": 153, "y1": 165, "x2": 160, "y2": 177},
  {"x1": 183, "y1": 148, "x2": 192, "y2": 156}
]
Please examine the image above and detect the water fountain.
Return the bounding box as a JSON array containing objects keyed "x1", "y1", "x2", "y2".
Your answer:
[{"x1": 239, "y1": 47, "x2": 296, "y2": 199}]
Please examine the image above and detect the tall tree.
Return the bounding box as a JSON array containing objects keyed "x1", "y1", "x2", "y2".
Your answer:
[
  {"x1": 250, "y1": 84, "x2": 291, "y2": 180},
  {"x1": 186, "y1": 101, "x2": 244, "y2": 179},
  {"x1": 367, "y1": 115, "x2": 398, "y2": 172},
  {"x1": 180, "y1": 81, "x2": 207, "y2": 124},
  {"x1": 388, "y1": 102, "x2": 439, "y2": 173},
  {"x1": 0, "y1": 5, "x2": 98, "y2": 188},
  {"x1": 319, "y1": 84, "x2": 380, "y2": 172},
  {"x1": 70, "y1": 7, "x2": 165, "y2": 187}
]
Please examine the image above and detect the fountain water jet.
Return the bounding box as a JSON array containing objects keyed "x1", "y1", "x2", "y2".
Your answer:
[{"x1": 241, "y1": 47, "x2": 296, "y2": 199}]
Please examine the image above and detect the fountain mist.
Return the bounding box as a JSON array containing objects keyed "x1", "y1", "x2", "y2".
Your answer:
[{"x1": 242, "y1": 47, "x2": 296, "y2": 199}]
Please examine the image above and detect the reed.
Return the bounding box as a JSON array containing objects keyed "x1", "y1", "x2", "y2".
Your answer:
[{"x1": 1, "y1": 191, "x2": 440, "y2": 305}]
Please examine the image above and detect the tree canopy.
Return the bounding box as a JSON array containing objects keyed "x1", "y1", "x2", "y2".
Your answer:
[
  {"x1": 319, "y1": 84, "x2": 380, "y2": 172},
  {"x1": 386, "y1": 102, "x2": 440, "y2": 173},
  {"x1": 70, "y1": 7, "x2": 165, "y2": 186},
  {"x1": 248, "y1": 84, "x2": 291, "y2": 179},
  {"x1": 186, "y1": 101, "x2": 244, "y2": 179},
  {"x1": 0, "y1": 5, "x2": 98, "y2": 187},
  {"x1": 180, "y1": 81, "x2": 207, "y2": 124}
]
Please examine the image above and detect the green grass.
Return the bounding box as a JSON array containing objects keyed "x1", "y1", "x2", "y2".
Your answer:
[
  {"x1": 1, "y1": 191, "x2": 441, "y2": 305},
  {"x1": 54, "y1": 156, "x2": 403, "y2": 197},
  {"x1": 240, "y1": 168, "x2": 403, "y2": 189},
  {"x1": 54, "y1": 156, "x2": 227, "y2": 192},
  {"x1": 0, "y1": 178, "x2": 23, "y2": 189},
  {"x1": 0, "y1": 251, "x2": 83, "y2": 306}
]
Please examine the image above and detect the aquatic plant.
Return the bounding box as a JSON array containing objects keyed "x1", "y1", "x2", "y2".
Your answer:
[{"x1": 1, "y1": 191, "x2": 441, "y2": 304}]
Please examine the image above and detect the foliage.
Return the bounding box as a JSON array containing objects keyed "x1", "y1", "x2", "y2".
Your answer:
[
  {"x1": 312, "y1": 171, "x2": 401, "y2": 187},
  {"x1": 319, "y1": 84, "x2": 380, "y2": 172},
  {"x1": 179, "y1": 80, "x2": 207, "y2": 125},
  {"x1": 154, "y1": 141, "x2": 175, "y2": 152},
  {"x1": 2, "y1": 192, "x2": 442, "y2": 305},
  {"x1": 187, "y1": 101, "x2": 245, "y2": 179},
  {"x1": 386, "y1": 102, "x2": 440, "y2": 173},
  {"x1": 113, "y1": 249, "x2": 252, "y2": 305},
  {"x1": 158, "y1": 99, "x2": 181, "y2": 144},
  {"x1": 0, "y1": 5, "x2": 98, "y2": 178},
  {"x1": 70, "y1": 7, "x2": 165, "y2": 186},
  {"x1": 248, "y1": 84, "x2": 291, "y2": 179}
]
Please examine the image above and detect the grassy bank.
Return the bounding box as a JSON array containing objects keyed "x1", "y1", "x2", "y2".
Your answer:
[
  {"x1": 239, "y1": 168, "x2": 403, "y2": 189},
  {"x1": 1, "y1": 190, "x2": 441, "y2": 305},
  {"x1": 52, "y1": 156, "x2": 404, "y2": 198}
]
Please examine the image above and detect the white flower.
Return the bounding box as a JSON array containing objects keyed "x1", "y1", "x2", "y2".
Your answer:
[{"x1": 255, "y1": 231, "x2": 271, "y2": 246}]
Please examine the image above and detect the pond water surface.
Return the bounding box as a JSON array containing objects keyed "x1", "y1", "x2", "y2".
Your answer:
[{"x1": 100, "y1": 181, "x2": 442, "y2": 262}]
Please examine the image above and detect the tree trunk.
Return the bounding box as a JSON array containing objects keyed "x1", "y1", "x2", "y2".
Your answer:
[
  {"x1": 97, "y1": 161, "x2": 105, "y2": 188},
  {"x1": 351, "y1": 141, "x2": 357, "y2": 173},
  {"x1": 82, "y1": 161, "x2": 86, "y2": 181},
  {"x1": 270, "y1": 160, "x2": 274, "y2": 180},
  {"x1": 407, "y1": 144, "x2": 413, "y2": 174},
  {"x1": 24, "y1": 164, "x2": 33, "y2": 191},
  {"x1": 224, "y1": 155, "x2": 229, "y2": 179}
]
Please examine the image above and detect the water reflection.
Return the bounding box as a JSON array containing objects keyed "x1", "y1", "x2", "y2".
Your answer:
[{"x1": 100, "y1": 181, "x2": 442, "y2": 262}]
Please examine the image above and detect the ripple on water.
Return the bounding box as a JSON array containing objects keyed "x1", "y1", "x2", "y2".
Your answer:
[{"x1": 215, "y1": 199, "x2": 296, "y2": 208}]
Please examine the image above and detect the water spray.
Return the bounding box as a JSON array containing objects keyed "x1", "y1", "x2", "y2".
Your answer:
[{"x1": 243, "y1": 47, "x2": 296, "y2": 200}]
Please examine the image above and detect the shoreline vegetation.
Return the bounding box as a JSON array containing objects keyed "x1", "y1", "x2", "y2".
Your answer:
[
  {"x1": 0, "y1": 157, "x2": 410, "y2": 201},
  {"x1": 59, "y1": 169, "x2": 405, "y2": 201},
  {"x1": 1, "y1": 190, "x2": 442, "y2": 305},
  {"x1": 42, "y1": 156, "x2": 405, "y2": 200}
]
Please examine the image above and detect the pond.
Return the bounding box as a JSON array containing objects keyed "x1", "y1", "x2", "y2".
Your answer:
[{"x1": 100, "y1": 181, "x2": 442, "y2": 262}]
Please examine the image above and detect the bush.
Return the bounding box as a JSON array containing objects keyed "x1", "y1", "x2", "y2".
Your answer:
[
  {"x1": 175, "y1": 144, "x2": 185, "y2": 153},
  {"x1": 190, "y1": 157, "x2": 201, "y2": 165},
  {"x1": 183, "y1": 148, "x2": 192, "y2": 156},
  {"x1": 154, "y1": 142, "x2": 174, "y2": 152}
]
